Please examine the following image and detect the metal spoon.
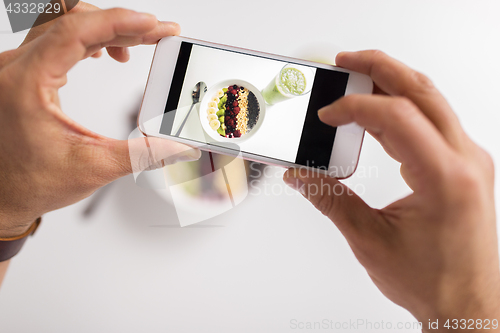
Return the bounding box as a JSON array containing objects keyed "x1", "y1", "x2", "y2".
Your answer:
[{"x1": 174, "y1": 81, "x2": 207, "y2": 137}]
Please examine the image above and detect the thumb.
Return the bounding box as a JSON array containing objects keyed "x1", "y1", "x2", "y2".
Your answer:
[
  {"x1": 127, "y1": 136, "x2": 201, "y2": 177},
  {"x1": 94, "y1": 132, "x2": 201, "y2": 184},
  {"x1": 283, "y1": 168, "x2": 377, "y2": 239}
]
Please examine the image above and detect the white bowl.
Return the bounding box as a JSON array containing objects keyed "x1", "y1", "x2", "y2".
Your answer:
[{"x1": 199, "y1": 79, "x2": 266, "y2": 143}]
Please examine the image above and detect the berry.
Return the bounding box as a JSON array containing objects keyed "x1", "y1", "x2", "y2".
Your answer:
[
  {"x1": 232, "y1": 101, "x2": 238, "y2": 107},
  {"x1": 225, "y1": 116, "x2": 230, "y2": 122},
  {"x1": 234, "y1": 107, "x2": 240, "y2": 112},
  {"x1": 233, "y1": 85, "x2": 238, "y2": 90},
  {"x1": 234, "y1": 130, "x2": 241, "y2": 138}
]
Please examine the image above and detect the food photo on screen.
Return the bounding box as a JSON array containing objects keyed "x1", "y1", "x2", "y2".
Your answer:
[{"x1": 159, "y1": 42, "x2": 349, "y2": 167}]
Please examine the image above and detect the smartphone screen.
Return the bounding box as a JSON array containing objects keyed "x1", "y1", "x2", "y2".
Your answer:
[{"x1": 159, "y1": 41, "x2": 349, "y2": 169}]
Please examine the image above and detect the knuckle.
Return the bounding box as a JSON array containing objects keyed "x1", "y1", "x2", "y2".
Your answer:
[
  {"x1": 444, "y1": 156, "x2": 482, "y2": 199},
  {"x1": 366, "y1": 50, "x2": 387, "y2": 76},
  {"x1": 53, "y1": 14, "x2": 78, "y2": 35},
  {"x1": 310, "y1": 181, "x2": 341, "y2": 219},
  {"x1": 48, "y1": 15, "x2": 82, "y2": 49},
  {"x1": 315, "y1": 191, "x2": 336, "y2": 218},
  {"x1": 369, "y1": 49, "x2": 387, "y2": 61},
  {"x1": 481, "y1": 150, "x2": 495, "y2": 176},
  {"x1": 388, "y1": 97, "x2": 417, "y2": 120},
  {"x1": 391, "y1": 96, "x2": 414, "y2": 112},
  {"x1": 475, "y1": 146, "x2": 495, "y2": 180},
  {"x1": 455, "y1": 167, "x2": 482, "y2": 194},
  {"x1": 441, "y1": 145, "x2": 494, "y2": 199},
  {"x1": 409, "y1": 70, "x2": 435, "y2": 92},
  {"x1": 107, "y1": 7, "x2": 131, "y2": 19}
]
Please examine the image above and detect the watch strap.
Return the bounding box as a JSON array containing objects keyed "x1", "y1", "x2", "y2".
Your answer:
[{"x1": 0, "y1": 217, "x2": 41, "y2": 262}]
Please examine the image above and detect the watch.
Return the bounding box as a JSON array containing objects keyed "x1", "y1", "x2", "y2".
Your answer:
[{"x1": 0, "y1": 217, "x2": 41, "y2": 262}]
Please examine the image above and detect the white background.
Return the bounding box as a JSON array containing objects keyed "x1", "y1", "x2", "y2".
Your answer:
[
  {"x1": 173, "y1": 44, "x2": 314, "y2": 163},
  {"x1": 0, "y1": 1, "x2": 499, "y2": 332}
]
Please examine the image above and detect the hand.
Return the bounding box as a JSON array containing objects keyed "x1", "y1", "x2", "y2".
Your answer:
[
  {"x1": 0, "y1": 7, "x2": 200, "y2": 237},
  {"x1": 0, "y1": 2, "x2": 138, "y2": 68},
  {"x1": 284, "y1": 51, "x2": 499, "y2": 330}
]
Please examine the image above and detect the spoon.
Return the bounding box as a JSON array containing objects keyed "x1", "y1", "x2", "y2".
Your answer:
[{"x1": 175, "y1": 81, "x2": 207, "y2": 137}]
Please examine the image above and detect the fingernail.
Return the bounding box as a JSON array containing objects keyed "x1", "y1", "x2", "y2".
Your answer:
[
  {"x1": 161, "y1": 21, "x2": 181, "y2": 34},
  {"x1": 160, "y1": 21, "x2": 179, "y2": 27}
]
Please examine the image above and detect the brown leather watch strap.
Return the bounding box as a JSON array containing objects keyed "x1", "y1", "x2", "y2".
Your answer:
[{"x1": 0, "y1": 217, "x2": 41, "y2": 262}]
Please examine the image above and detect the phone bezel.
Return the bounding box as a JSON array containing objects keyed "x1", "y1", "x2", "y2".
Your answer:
[{"x1": 138, "y1": 36, "x2": 372, "y2": 178}]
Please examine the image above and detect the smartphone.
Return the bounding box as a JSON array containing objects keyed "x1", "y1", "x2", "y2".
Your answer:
[{"x1": 138, "y1": 36, "x2": 372, "y2": 178}]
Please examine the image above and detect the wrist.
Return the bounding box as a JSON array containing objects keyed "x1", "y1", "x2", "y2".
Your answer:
[
  {"x1": 0, "y1": 217, "x2": 41, "y2": 262},
  {"x1": 0, "y1": 212, "x2": 38, "y2": 238}
]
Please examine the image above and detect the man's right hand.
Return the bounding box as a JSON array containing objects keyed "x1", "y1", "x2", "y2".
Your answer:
[{"x1": 284, "y1": 50, "x2": 499, "y2": 331}]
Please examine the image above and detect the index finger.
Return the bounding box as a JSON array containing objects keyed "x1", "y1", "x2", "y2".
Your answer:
[
  {"x1": 318, "y1": 94, "x2": 453, "y2": 187},
  {"x1": 20, "y1": 8, "x2": 173, "y2": 80},
  {"x1": 336, "y1": 50, "x2": 466, "y2": 150},
  {"x1": 21, "y1": 1, "x2": 101, "y2": 47}
]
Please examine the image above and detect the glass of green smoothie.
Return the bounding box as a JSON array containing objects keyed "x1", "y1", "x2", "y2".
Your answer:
[{"x1": 261, "y1": 63, "x2": 315, "y2": 105}]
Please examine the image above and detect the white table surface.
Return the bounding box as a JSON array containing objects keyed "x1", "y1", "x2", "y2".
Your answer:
[{"x1": 1, "y1": 1, "x2": 499, "y2": 332}]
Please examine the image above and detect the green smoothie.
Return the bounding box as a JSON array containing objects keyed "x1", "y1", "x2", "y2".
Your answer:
[{"x1": 262, "y1": 67, "x2": 307, "y2": 105}]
